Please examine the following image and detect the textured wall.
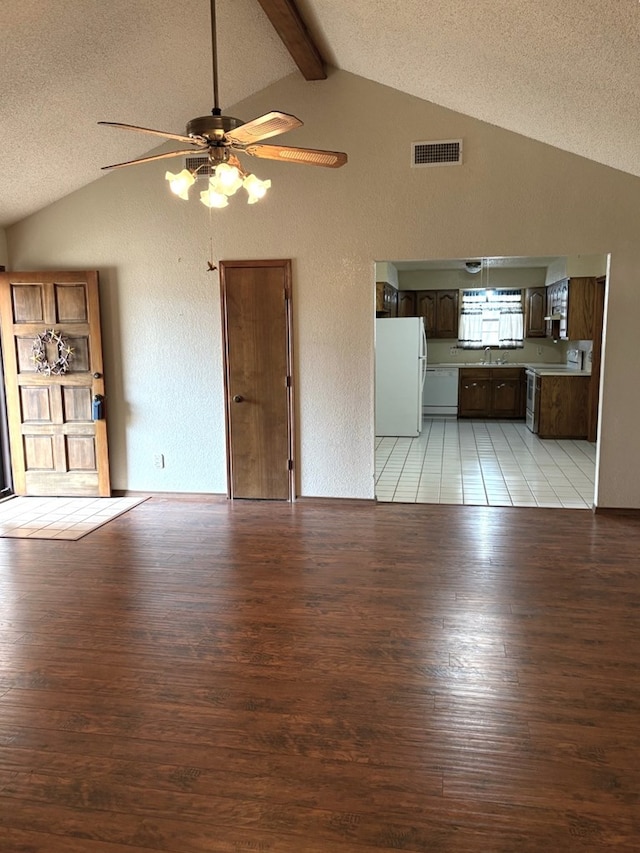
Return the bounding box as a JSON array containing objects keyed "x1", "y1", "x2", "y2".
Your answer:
[
  {"x1": 7, "y1": 70, "x2": 640, "y2": 506},
  {"x1": 0, "y1": 229, "x2": 7, "y2": 266}
]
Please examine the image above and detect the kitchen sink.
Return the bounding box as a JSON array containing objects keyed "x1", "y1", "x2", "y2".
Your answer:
[{"x1": 465, "y1": 361, "x2": 525, "y2": 367}]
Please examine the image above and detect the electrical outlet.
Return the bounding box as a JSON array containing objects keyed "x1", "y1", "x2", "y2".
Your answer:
[
  {"x1": 449, "y1": 346, "x2": 458, "y2": 355},
  {"x1": 536, "y1": 346, "x2": 543, "y2": 356},
  {"x1": 153, "y1": 454, "x2": 165, "y2": 469}
]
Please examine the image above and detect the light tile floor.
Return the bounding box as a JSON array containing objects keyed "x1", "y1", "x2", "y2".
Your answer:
[
  {"x1": 0, "y1": 496, "x2": 146, "y2": 539},
  {"x1": 376, "y1": 418, "x2": 596, "y2": 509}
]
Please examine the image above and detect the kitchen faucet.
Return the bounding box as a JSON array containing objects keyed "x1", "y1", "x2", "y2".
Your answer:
[{"x1": 484, "y1": 346, "x2": 492, "y2": 364}]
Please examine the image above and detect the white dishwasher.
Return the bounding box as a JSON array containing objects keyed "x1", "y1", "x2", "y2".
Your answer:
[{"x1": 422, "y1": 368, "x2": 459, "y2": 416}]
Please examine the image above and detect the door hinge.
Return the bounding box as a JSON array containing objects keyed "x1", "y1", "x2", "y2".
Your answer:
[
  {"x1": 287, "y1": 459, "x2": 293, "y2": 471},
  {"x1": 285, "y1": 375, "x2": 291, "y2": 388}
]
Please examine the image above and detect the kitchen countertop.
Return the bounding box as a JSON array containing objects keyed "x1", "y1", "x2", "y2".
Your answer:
[{"x1": 428, "y1": 362, "x2": 592, "y2": 376}]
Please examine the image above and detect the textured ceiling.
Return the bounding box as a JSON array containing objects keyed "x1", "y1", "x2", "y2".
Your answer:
[{"x1": 2, "y1": 0, "x2": 639, "y2": 228}]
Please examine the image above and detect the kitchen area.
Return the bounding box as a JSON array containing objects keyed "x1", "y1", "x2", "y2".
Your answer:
[{"x1": 374, "y1": 255, "x2": 605, "y2": 508}]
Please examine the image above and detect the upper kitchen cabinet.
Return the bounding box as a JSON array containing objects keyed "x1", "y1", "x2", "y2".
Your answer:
[
  {"x1": 525, "y1": 287, "x2": 547, "y2": 337},
  {"x1": 546, "y1": 277, "x2": 595, "y2": 341},
  {"x1": 416, "y1": 289, "x2": 459, "y2": 338},
  {"x1": 376, "y1": 281, "x2": 398, "y2": 317},
  {"x1": 397, "y1": 290, "x2": 416, "y2": 317}
]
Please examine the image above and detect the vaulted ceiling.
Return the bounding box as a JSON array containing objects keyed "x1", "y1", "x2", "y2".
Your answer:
[{"x1": 1, "y1": 0, "x2": 639, "y2": 228}]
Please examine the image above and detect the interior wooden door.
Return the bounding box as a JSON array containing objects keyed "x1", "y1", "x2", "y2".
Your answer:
[
  {"x1": 220, "y1": 260, "x2": 294, "y2": 500},
  {"x1": 0, "y1": 271, "x2": 110, "y2": 496}
]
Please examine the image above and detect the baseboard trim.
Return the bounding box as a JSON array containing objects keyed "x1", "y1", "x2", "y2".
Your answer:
[
  {"x1": 111, "y1": 490, "x2": 378, "y2": 506},
  {"x1": 111, "y1": 490, "x2": 228, "y2": 503},
  {"x1": 295, "y1": 496, "x2": 376, "y2": 507},
  {"x1": 594, "y1": 506, "x2": 640, "y2": 517}
]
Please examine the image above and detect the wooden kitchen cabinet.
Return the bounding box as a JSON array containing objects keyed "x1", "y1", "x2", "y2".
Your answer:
[
  {"x1": 376, "y1": 281, "x2": 398, "y2": 316},
  {"x1": 519, "y1": 369, "x2": 527, "y2": 418},
  {"x1": 397, "y1": 290, "x2": 416, "y2": 317},
  {"x1": 537, "y1": 374, "x2": 590, "y2": 439},
  {"x1": 415, "y1": 291, "x2": 436, "y2": 334},
  {"x1": 435, "y1": 290, "x2": 459, "y2": 337},
  {"x1": 459, "y1": 367, "x2": 524, "y2": 418},
  {"x1": 491, "y1": 371, "x2": 522, "y2": 417},
  {"x1": 458, "y1": 369, "x2": 491, "y2": 417},
  {"x1": 546, "y1": 277, "x2": 594, "y2": 341},
  {"x1": 525, "y1": 287, "x2": 546, "y2": 337},
  {"x1": 415, "y1": 289, "x2": 459, "y2": 338}
]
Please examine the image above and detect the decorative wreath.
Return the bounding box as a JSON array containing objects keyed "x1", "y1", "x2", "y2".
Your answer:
[{"x1": 31, "y1": 328, "x2": 74, "y2": 375}]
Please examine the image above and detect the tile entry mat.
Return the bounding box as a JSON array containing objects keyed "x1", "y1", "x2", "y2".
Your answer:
[{"x1": 0, "y1": 496, "x2": 147, "y2": 540}]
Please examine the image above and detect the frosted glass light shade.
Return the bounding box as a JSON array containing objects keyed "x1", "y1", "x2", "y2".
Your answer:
[
  {"x1": 243, "y1": 174, "x2": 271, "y2": 204},
  {"x1": 200, "y1": 187, "x2": 229, "y2": 208},
  {"x1": 213, "y1": 163, "x2": 243, "y2": 196},
  {"x1": 165, "y1": 169, "x2": 195, "y2": 200}
]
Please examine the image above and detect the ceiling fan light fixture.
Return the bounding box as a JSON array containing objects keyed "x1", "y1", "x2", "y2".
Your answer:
[
  {"x1": 99, "y1": 0, "x2": 347, "y2": 210},
  {"x1": 212, "y1": 162, "x2": 244, "y2": 196},
  {"x1": 200, "y1": 186, "x2": 229, "y2": 208},
  {"x1": 244, "y1": 174, "x2": 271, "y2": 204},
  {"x1": 165, "y1": 168, "x2": 196, "y2": 200}
]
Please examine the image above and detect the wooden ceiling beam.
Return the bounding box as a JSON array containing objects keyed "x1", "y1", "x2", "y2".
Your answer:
[{"x1": 256, "y1": 0, "x2": 326, "y2": 81}]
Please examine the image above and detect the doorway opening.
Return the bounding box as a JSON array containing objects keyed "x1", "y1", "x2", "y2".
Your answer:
[
  {"x1": 374, "y1": 253, "x2": 607, "y2": 508},
  {"x1": 0, "y1": 341, "x2": 13, "y2": 499}
]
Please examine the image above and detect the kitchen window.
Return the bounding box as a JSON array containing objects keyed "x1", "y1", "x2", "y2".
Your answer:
[{"x1": 458, "y1": 288, "x2": 524, "y2": 349}]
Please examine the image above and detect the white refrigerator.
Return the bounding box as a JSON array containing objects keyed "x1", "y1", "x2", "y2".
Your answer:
[{"x1": 375, "y1": 317, "x2": 427, "y2": 437}]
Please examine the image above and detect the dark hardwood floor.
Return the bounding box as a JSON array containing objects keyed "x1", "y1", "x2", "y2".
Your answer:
[{"x1": 0, "y1": 497, "x2": 639, "y2": 852}]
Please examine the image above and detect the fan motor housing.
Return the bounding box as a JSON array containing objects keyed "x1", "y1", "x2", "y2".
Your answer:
[{"x1": 187, "y1": 114, "x2": 244, "y2": 141}]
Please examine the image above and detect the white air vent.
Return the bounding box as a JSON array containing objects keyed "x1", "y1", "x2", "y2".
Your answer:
[
  {"x1": 185, "y1": 156, "x2": 211, "y2": 178},
  {"x1": 411, "y1": 139, "x2": 463, "y2": 167}
]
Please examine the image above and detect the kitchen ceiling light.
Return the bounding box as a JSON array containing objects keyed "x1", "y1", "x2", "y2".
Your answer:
[{"x1": 465, "y1": 261, "x2": 482, "y2": 274}]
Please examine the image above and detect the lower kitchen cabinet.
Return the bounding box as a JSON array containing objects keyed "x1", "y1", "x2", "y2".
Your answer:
[
  {"x1": 536, "y1": 374, "x2": 590, "y2": 439},
  {"x1": 492, "y1": 373, "x2": 522, "y2": 417},
  {"x1": 458, "y1": 370, "x2": 491, "y2": 417},
  {"x1": 459, "y1": 368, "x2": 524, "y2": 418}
]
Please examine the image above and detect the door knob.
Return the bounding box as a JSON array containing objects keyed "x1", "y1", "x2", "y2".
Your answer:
[{"x1": 232, "y1": 395, "x2": 244, "y2": 403}]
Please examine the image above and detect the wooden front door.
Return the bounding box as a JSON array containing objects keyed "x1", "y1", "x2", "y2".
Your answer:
[
  {"x1": 0, "y1": 271, "x2": 110, "y2": 496},
  {"x1": 220, "y1": 260, "x2": 294, "y2": 500}
]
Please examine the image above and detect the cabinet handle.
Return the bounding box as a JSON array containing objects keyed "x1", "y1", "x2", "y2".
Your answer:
[{"x1": 496, "y1": 383, "x2": 506, "y2": 389}]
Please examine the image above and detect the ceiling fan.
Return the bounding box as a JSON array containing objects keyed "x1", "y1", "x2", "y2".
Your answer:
[{"x1": 98, "y1": 0, "x2": 347, "y2": 205}]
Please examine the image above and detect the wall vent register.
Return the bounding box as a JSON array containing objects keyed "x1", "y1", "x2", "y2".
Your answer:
[
  {"x1": 185, "y1": 156, "x2": 212, "y2": 178},
  {"x1": 411, "y1": 139, "x2": 463, "y2": 167}
]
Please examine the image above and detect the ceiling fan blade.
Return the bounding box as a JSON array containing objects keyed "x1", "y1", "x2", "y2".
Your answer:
[
  {"x1": 100, "y1": 149, "x2": 205, "y2": 171},
  {"x1": 226, "y1": 112, "x2": 303, "y2": 145},
  {"x1": 98, "y1": 121, "x2": 202, "y2": 145},
  {"x1": 243, "y1": 143, "x2": 347, "y2": 168}
]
